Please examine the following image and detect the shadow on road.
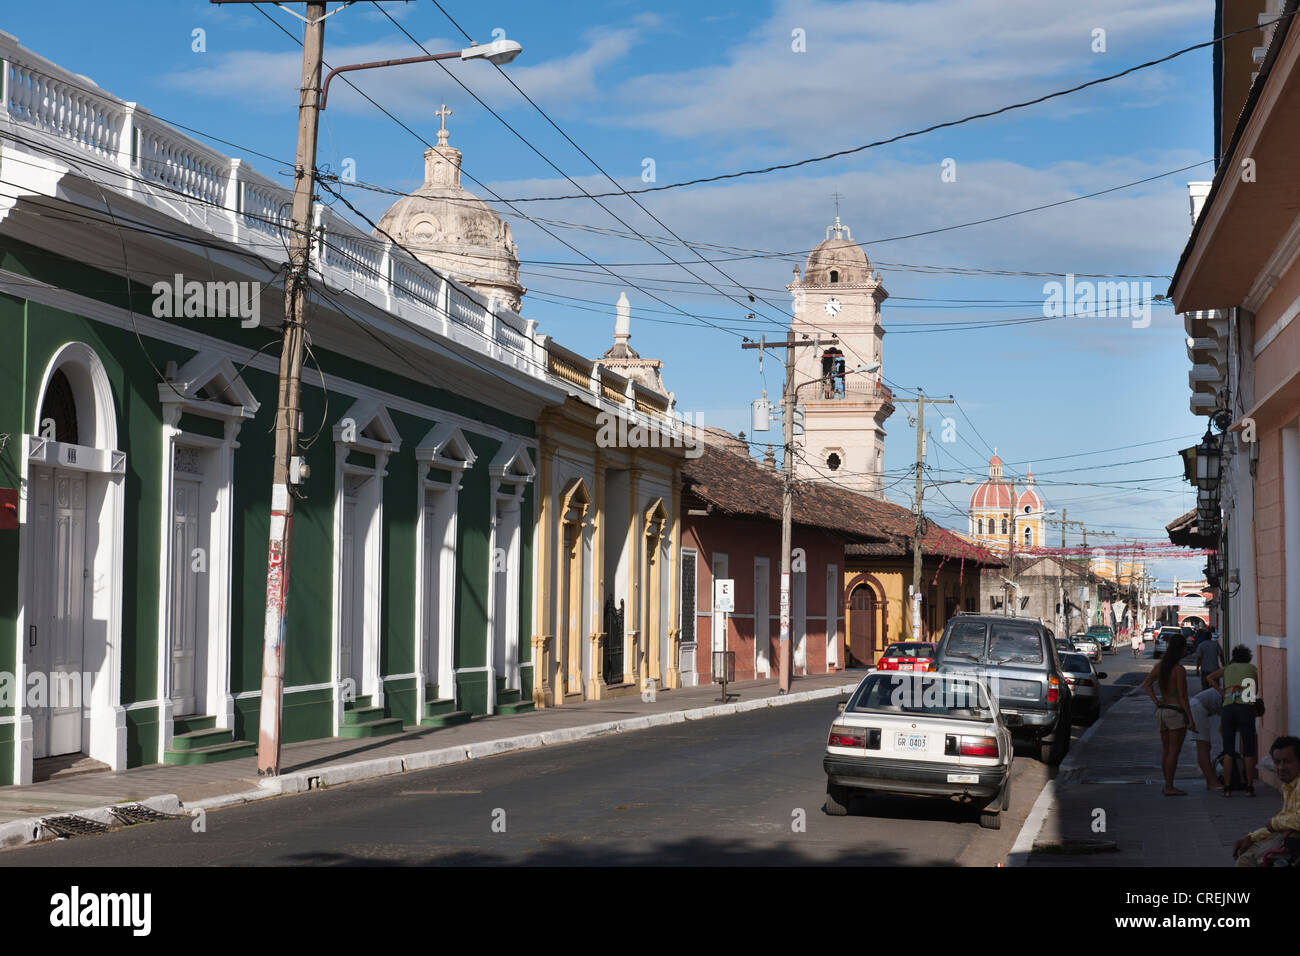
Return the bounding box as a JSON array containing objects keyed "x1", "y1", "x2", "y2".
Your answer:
[{"x1": 277, "y1": 835, "x2": 916, "y2": 867}]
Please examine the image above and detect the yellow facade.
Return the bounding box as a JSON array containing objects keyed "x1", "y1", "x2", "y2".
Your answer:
[
  {"x1": 532, "y1": 343, "x2": 686, "y2": 706},
  {"x1": 842, "y1": 556, "x2": 983, "y2": 664}
]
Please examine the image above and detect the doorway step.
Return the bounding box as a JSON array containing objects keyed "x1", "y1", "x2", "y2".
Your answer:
[
  {"x1": 495, "y1": 677, "x2": 534, "y2": 714},
  {"x1": 163, "y1": 715, "x2": 257, "y2": 765},
  {"x1": 338, "y1": 696, "x2": 403, "y2": 738},
  {"x1": 420, "y1": 693, "x2": 473, "y2": 728}
]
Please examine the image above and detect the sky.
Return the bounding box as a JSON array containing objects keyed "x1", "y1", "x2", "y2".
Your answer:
[{"x1": 4, "y1": 0, "x2": 1223, "y2": 585}]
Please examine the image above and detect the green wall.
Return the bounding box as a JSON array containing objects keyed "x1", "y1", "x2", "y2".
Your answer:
[{"x1": 0, "y1": 232, "x2": 539, "y2": 773}]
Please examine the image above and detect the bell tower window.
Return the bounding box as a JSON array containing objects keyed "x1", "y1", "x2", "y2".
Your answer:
[
  {"x1": 829, "y1": 270, "x2": 839, "y2": 283},
  {"x1": 820, "y1": 348, "x2": 845, "y2": 398}
]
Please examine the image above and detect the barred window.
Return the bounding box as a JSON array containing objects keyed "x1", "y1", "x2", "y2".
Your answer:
[{"x1": 681, "y1": 550, "x2": 698, "y2": 643}]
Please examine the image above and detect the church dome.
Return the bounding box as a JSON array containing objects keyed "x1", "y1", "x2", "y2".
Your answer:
[
  {"x1": 969, "y1": 453, "x2": 1014, "y2": 510},
  {"x1": 803, "y1": 218, "x2": 874, "y2": 285},
  {"x1": 375, "y1": 111, "x2": 524, "y2": 312},
  {"x1": 1017, "y1": 469, "x2": 1042, "y2": 513}
]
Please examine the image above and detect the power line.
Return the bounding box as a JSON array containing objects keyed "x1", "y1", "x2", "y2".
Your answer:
[{"x1": 429, "y1": 9, "x2": 1287, "y2": 204}]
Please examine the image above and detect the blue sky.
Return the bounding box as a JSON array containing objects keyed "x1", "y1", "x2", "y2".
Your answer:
[{"x1": 5, "y1": 0, "x2": 1221, "y2": 584}]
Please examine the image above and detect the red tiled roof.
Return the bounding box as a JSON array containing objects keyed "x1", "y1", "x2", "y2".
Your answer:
[{"x1": 683, "y1": 445, "x2": 1003, "y2": 565}]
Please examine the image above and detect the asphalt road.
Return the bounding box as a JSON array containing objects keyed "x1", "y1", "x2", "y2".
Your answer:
[
  {"x1": 2, "y1": 655, "x2": 1146, "y2": 867},
  {"x1": 4, "y1": 697, "x2": 1042, "y2": 866}
]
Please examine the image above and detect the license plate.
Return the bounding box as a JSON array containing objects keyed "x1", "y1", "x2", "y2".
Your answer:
[
  {"x1": 1006, "y1": 681, "x2": 1039, "y2": 700},
  {"x1": 947, "y1": 773, "x2": 979, "y2": 784},
  {"x1": 896, "y1": 733, "x2": 927, "y2": 752}
]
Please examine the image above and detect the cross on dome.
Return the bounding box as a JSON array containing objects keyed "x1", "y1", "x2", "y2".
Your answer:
[{"x1": 435, "y1": 103, "x2": 452, "y2": 146}]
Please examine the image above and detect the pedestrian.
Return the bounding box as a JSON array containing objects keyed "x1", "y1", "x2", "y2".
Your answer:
[
  {"x1": 1188, "y1": 684, "x2": 1224, "y2": 792},
  {"x1": 1131, "y1": 629, "x2": 1142, "y2": 657},
  {"x1": 1232, "y1": 736, "x2": 1300, "y2": 866},
  {"x1": 1143, "y1": 633, "x2": 1192, "y2": 796},
  {"x1": 1193, "y1": 627, "x2": 1222, "y2": 686},
  {"x1": 1206, "y1": 644, "x2": 1261, "y2": 797}
]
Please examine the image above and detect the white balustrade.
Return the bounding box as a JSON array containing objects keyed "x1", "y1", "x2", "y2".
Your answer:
[
  {"x1": 3, "y1": 55, "x2": 124, "y2": 159},
  {"x1": 0, "y1": 33, "x2": 551, "y2": 383}
]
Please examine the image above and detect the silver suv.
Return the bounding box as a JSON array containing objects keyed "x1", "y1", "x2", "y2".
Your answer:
[{"x1": 931, "y1": 614, "x2": 1073, "y2": 764}]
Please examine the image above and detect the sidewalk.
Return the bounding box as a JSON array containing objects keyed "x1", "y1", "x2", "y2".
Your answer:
[
  {"x1": 0, "y1": 672, "x2": 859, "y2": 849},
  {"x1": 1010, "y1": 669, "x2": 1282, "y2": 867}
]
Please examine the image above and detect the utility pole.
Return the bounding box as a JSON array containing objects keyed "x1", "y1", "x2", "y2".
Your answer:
[
  {"x1": 742, "y1": 334, "x2": 836, "y2": 693},
  {"x1": 1045, "y1": 511, "x2": 1085, "y2": 637},
  {"x1": 893, "y1": 389, "x2": 954, "y2": 637},
  {"x1": 255, "y1": 0, "x2": 326, "y2": 776}
]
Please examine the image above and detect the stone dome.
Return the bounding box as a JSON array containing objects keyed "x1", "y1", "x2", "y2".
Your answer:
[
  {"x1": 375, "y1": 119, "x2": 524, "y2": 312},
  {"x1": 803, "y1": 218, "x2": 874, "y2": 285}
]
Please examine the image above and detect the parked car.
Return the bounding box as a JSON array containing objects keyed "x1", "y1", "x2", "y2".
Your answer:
[
  {"x1": 1071, "y1": 634, "x2": 1101, "y2": 662},
  {"x1": 1086, "y1": 625, "x2": 1116, "y2": 655},
  {"x1": 931, "y1": 614, "x2": 1072, "y2": 764},
  {"x1": 1059, "y1": 652, "x2": 1106, "y2": 724},
  {"x1": 876, "y1": 641, "x2": 937, "y2": 673},
  {"x1": 824, "y1": 671, "x2": 1013, "y2": 829}
]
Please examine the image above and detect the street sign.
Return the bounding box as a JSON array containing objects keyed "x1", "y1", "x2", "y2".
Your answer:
[{"x1": 715, "y1": 578, "x2": 735, "y2": 613}]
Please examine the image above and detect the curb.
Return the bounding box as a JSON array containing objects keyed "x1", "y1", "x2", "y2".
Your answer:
[
  {"x1": 1, "y1": 681, "x2": 859, "y2": 851},
  {"x1": 0, "y1": 793, "x2": 184, "y2": 851},
  {"x1": 1004, "y1": 693, "x2": 1116, "y2": 866}
]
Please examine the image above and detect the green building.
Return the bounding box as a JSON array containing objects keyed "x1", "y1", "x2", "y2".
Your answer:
[{"x1": 0, "y1": 34, "x2": 562, "y2": 784}]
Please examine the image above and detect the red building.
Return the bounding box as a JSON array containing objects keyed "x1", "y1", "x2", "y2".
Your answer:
[{"x1": 679, "y1": 441, "x2": 892, "y2": 684}]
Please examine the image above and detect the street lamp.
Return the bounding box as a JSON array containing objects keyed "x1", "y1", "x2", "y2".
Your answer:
[
  {"x1": 1195, "y1": 426, "x2": 1222, "y2": 530},
  {"x1": 245, "y1": 0, "x2": 524, "y2": 777},
  {"x1": 320, "y1": 39, "x2": 523, "y2": 108}
]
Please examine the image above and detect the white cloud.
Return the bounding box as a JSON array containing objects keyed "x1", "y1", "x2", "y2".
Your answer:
[{"x1": 609, "y1": 0, "x2": 1212, "y2": 146}]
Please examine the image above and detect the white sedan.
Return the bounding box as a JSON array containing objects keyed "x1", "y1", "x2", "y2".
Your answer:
[{"x1": 823, "y1": 672, "x2": 1014, "y2": 829}]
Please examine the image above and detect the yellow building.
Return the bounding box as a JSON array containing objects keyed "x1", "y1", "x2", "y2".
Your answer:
[
  {"x1": 532, "y1": 313, "x2": 687, "y2": 706},
  {"x1": 842, "y1": 502, "x2": 1003, "y2": 662}
]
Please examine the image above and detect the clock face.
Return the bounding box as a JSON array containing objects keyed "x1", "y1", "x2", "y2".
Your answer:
[{"x1": 824, "y1": 297, "x2": 842, "y2": 316}]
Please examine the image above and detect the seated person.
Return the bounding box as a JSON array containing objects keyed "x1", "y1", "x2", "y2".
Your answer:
[{"x1": 1233, "y1": 736, "x2": 1300, "y2": 866}]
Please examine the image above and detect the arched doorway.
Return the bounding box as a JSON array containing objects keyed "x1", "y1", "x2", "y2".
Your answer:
[
  {"x1": 20, "y1": 343, "x2": 126, "y2": 780},
  {"x1": 848, "y1": 583, "x2": 878, "y2": 667}
]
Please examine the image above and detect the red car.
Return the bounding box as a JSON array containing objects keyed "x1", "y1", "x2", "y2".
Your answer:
[{"x1": 875, "y1": 641, "x2": 937, "y2": 673}]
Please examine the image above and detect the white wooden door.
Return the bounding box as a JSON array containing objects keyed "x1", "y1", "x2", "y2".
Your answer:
[
  {"x1": 26, "y1": 467, "x2": 87, "y2": 758},
  {"x1": 754, "y1": 557, "x2": 770, "y2": 677},
  {"x1": 169, "y1": 471, "x2": 201, "y2": 715},
  {"x1": 422, "y1": 499, "x2": 440, "y2": 698},
  {"x1": 340, "y1": 495, "x2": 363, "y2": 691}
]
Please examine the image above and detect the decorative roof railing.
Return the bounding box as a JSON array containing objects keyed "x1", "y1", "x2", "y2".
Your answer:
[{"x1": 0, "y1": 31, "x2": 583, "y2": 390}]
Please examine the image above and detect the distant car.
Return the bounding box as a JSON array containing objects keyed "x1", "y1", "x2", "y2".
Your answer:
[
  {"x1": 1071, "y1": 634, "x2": 1101, "y2": 662},
  {"x1": 1059, "y1": 652, "x2": 1106, "y2": 724},
  {"x1": 1153, "y1": 627, "x2": 1182, "y2": 659},
  {"x1": 1054, "y1": 637, "x2": 1077, "y2": 654},
  {"x1": 876, "y1": 641, "x2": 937, "y2": 673},
  {"x1": 1087, "y1": 625, "x2": 1116, "y2": 655},
  {"x1": 824, "y1": 671, "x2": 1013, "y2": 829}
]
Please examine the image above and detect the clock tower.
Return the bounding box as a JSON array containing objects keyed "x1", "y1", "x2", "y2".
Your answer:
[{"x1": 788, "y1": 217, "x2": 894, "y2": 497}]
